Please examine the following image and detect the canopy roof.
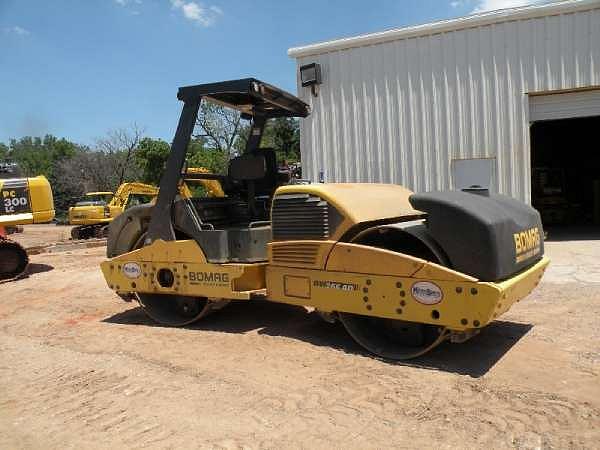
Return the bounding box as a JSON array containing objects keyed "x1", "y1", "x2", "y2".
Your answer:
[{"x1": 177, "y1": 78, "x2": 310, "y2": 118}]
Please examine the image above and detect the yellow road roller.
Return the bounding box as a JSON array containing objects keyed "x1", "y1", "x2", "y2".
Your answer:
[
  {"x1": 100, "y1": 79, "x2": 548, "y2": 359},
  {"x1": 0, "y1": 175, "x2": 55, "y2": 280}
]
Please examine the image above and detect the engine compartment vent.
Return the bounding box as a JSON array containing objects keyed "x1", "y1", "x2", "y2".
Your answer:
[
  {"x1": 271, "y1": 193, "x2": 341, "y2": 240},
  {"x1": 271, "y1": 242, "x2": 321, "y2": 267}
]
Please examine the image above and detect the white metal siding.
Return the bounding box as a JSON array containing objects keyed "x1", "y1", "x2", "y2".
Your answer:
[
  {"x1": 529, "y1": 89, "x2": 600, "y2": 121},
  {"x1": 293, "y1": 4, "x2": 600, "y2": 202}
]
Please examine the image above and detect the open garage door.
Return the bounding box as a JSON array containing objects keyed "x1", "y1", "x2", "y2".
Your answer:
[
  {"x1": 530, "y1": 90, "x2": 600, "y2": 121},
  {"x1": 530, "y1": 90, "x2": 600, "y2": 238}
]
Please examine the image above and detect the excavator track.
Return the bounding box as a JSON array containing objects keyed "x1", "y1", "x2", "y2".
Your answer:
[
  {"x1": 0, "y1": 237, "x2": 29, "y2": 281},
  {"x1": 71, "y1": 225, "x2": 99, "y2": 240}
]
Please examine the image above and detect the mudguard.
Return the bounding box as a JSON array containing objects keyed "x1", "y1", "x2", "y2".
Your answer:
[
  {"x1": 106, "y1": 204, "x2": 152, "y2": 257},
  {"x1": 409, "y1": 190, "x2": 544, "y2": 281}
]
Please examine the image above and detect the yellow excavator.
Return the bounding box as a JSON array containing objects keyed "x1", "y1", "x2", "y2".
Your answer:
[
  {"x1": 0, "y1": 175, "x2": 55, "y2": 281},
  {"x1": 69, "y1": 182, "x2": 159, "y2": 240},
  {"x1": 183, "y1": 166, "x2": 225, "y2": 198},
  {"x1": 69, "y1": 170, "x2": 224, "y2": 240},
  {"x1": 100, "y1": 79, "x2": 549, "y2": 360}
]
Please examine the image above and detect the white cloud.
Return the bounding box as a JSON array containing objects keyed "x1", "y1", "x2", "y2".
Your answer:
[
  {"x1": 209, "y1": 5, "x2": 222, "y2": 15},
  {"x1": 171, "y1": 0, "x2": 223, "y2": 26},
  {"x1": 114, "y1": 0, "x2": 142, "y2": 6},
  {"x1": 114, "y1": 0, "x2": 143, "y2": 16},
  {"x1": 472, "y1": 0, "x2": 547, "y2": 12},
  {"x1": 4, "y1": 26, "x2": 30, "y2": 36},
  {"x1": 450, "y1": 0, "x2": 554, "y2": 12}
]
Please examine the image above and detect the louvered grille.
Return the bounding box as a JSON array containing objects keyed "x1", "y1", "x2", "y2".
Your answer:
[
  {"x1": 272, "y1": 193, "x2": 337, "y2": 240},
  {"x1": 271, "y1": 242, "x2": 320, "y2": 266}
]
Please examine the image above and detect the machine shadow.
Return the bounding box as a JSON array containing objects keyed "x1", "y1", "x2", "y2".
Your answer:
[
  {"x1": 415, "y1": 320, "x2": 533, "y2": 376},
  {"x1": 26, "y1": 263, "x2": 54, "y2": 275},
  {"x1": 104, "y1": 300, "x2": 532, "y2": 378}
]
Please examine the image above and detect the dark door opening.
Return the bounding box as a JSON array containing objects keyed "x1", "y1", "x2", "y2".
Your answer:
[{"x1": 530, "y1": 115, "x2": 600, "y2": 239}]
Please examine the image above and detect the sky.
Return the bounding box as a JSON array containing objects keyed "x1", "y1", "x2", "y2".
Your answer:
[{"x1": 0, "y1": 0, "x2": 554, "y2": 146}]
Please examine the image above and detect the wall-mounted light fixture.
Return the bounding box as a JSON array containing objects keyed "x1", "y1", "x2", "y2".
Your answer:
[{"x1": 300, "y1": 62, "x2": 322, "y2": 97}]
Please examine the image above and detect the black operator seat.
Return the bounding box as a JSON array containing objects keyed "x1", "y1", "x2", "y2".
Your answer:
[
  {"x1": 173, "y1": 151, "x2": 275, "y2": 264},
  {"x1": 227, "y1": 149, "x2": 279, "y2": 194},
  {"x1": 228, "y1": 152, "x2": 267, "y2": 183},
  {"x1": 253, "y1": 149, "x2": 279, "y2": 196},
  {"x1": 227, "y1": 149, "x2": 280, "y2": 221}
]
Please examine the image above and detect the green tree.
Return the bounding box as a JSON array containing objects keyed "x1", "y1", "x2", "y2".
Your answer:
[
  {"x1": 134, "y1": 136, "x2": 230, "y2": 186},
  {"x1": 9, "y1": 136, "x2": 52, "y2": 176},
  {"x1": 134, "y1": 138, "x2": 171, "y2": 185},
  {"x1": 0, "y1": 142, "x2": 8, "y2": 161},
  {"x1": 96, "y1": 124, "x2": 144, "y2": 185},
  {"x1": 195, "y1": 102, "x2": 243, "y2": 157},
  {"x1": 9, "y1": 135, "x2": 78, "y2": 178},
  {"x1": 232, "y1": 124, "x2": 248, "y2": 154},
  {"x1": 262, "y1": 117, "x2": 301, "y2": 163},
  {"x1": 234, "y1": 117, "x2": 301, "y2": 164},
  {"x1": 187, "y1": 138, "x2": 228, "y2": 174}
]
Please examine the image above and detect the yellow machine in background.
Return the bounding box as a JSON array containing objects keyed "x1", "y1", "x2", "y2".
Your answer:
[
  {"x1": 69, "y1": 170, "x2": 223, "y2": 240},
  {"x1": 69, "y1": 183, "x2": 159, "y2": 239},
  {"x1": 0, "y1": 175, "x2": 55, "y2": 280},
  {"x1": 184, "y1": 167, "x2": 225, "y2": 198},
  {"x1": 75, "y1": 191, "x2": 115, "y2": 207}
]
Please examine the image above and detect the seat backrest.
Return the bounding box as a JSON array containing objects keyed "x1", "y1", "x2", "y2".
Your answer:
[
  {"x1": 255, "y1": 149, "x2": 278, "y2": 195},
  {"x1": 225, "y1": 149, "x2": 281, "y2": 220},
  {"x1": 228, "y1": 153, "x2": 267, "y2": 181}
]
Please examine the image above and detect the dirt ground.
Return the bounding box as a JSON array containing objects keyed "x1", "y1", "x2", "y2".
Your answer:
[
  {"x1": 7, "y1": 224, "x2": 75, "y2": 248},
  {"x1": 0, "y1": 225, "x2": 599, "y2": 449}
]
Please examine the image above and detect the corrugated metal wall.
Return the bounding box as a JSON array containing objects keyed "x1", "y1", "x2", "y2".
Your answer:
[{"x1": 294, "y1": 5, "x2": 600, "y2": 202}]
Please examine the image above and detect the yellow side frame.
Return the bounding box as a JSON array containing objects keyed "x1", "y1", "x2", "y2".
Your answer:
[
  {"x1": 100, "y1": 240, "x2": 267, "y2": 300},
  {"x1": 101, "y1": 239, "x2": 549, "y2": 332},
  {"x1": 266, "y1": 257, "x2": 548, "y2": 331}
]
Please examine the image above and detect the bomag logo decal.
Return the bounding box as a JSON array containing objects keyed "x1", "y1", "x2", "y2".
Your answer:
[
  {"x1": 514, "y1": 227, "x2": 541, "y2": 263},
  {"x1": 188, "y1": 271, "x2": 230, "y2": 286},
  {"x1": 313, "y1": 280, "x2": 358, "y2": 292}
]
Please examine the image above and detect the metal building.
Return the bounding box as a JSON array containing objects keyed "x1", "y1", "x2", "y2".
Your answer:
[{"x1": 288, "y1": 0, "x2": 600, "y2": 222}]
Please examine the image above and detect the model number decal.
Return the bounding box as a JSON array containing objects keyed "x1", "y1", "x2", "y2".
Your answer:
[
  {"x1": 313, "y1": 280, "x2": 358, "y2": 291},
  {"x1": 1, "y1": 188, "x2": 29, "y2": 214},
  {"x1": 411, "y1": 281, "x2": 443, "y2": 305}
]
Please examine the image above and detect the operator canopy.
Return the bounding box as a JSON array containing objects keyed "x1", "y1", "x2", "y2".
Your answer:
[
  {"x1": 147, "y1": 77, "x2": 309, "y2": 244},
  {"x1": 177, "y1": 78, "x2": 310, "y2": 118}
]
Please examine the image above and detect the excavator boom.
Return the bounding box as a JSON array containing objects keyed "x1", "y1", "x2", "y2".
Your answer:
[{"x1": 109, "y1": 183, "x2": 160, "y2": 208}]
